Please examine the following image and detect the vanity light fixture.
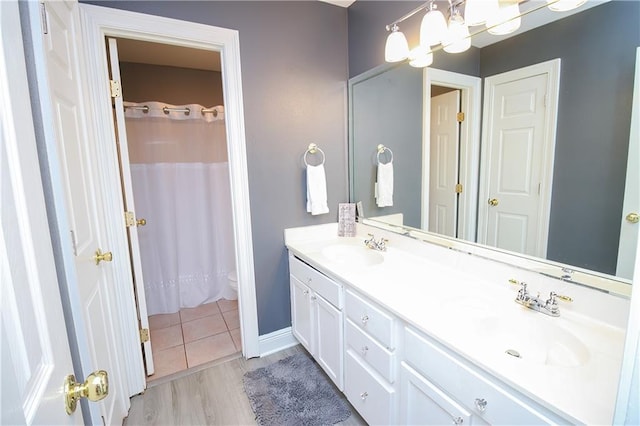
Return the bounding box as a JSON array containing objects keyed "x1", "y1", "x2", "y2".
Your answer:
[
  {"x1": 384, "y1": 23, "x2": 410, "y2": 63},
  {"x1": 384, "y1": 0, "x2": 587, "y2": 67}
]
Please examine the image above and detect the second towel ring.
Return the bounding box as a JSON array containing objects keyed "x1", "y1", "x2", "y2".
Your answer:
[
  {"x1": 377, "y1": 144, "x2": 393, "y2": 164},
  {"x1": 304, "y1": 143, "x2": 325, "y2": 166}
]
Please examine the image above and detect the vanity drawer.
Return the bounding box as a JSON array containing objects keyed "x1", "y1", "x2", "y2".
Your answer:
[
  {"x1": 404, "y1": 327, "x2": 566, "y2": 425},
  {"x1": 345, "y1": 289, "x2": 394, "y2": 349},
  {"x1": 344, "y1": 350, "x2": 396, "y2": 425},
  {"x1": 289, "y1": 255, "x2": 342, "y2": 308},
  {"x1": 345, "y1": 318, "x2": 395, "y2": 383}
]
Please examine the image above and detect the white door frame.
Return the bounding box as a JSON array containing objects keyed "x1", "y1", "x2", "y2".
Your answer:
[
  {"x1": 78, "y1": 5, "x2": 260, "y2": 387},
  {"x1": 423, "y1": 69, "x2": 482, "y2": 241},
  {"x1": 477, "y1": 59, "x2": 561, "y2": 259}
]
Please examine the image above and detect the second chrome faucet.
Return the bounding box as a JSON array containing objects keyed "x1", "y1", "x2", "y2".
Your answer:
[{"x1": 510, "y1": 279, "x2": 573, "y2": 317}]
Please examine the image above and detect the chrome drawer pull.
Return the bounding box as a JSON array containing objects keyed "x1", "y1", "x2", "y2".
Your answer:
[
  {"x1": 360, "y1": 391, "x2": 368, "y2": 401},
  {"x1": 361, "y1": 345, "x2": 369, "y2": 355},
  {"x1": 474, "y1": 398, "x2": 488, "y2": 412},
  {"x1": 361, "y1": 314, "x2": 369, "y2": 324},
  {"x1": 453, "y1": 416, "x2": 464, "y2": 425}
]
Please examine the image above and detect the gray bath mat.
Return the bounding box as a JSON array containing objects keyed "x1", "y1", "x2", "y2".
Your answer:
[{"x1": 243, "y1": 352, "x2": 352, "y2": 426}]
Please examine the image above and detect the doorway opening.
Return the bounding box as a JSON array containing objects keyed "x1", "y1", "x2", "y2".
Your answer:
[
  {"x1": 422, "y1": 68, "x2": 482, "y2": 242},
  {"x1": 108, "y1": 37, "x2": 242, "y2": 381}
]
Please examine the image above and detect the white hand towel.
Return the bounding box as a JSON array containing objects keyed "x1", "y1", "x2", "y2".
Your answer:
[
  {"x1": 306, "y1": 164, "x2": 329, "y2": 215},
  {"x1": 376, "y1": 161, "x2": 394, "y2": 207}
]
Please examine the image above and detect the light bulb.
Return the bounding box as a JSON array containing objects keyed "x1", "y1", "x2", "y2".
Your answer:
[
  {"x1": 409, "y1": 46, "x2": 434, "y2": 68},
  {"x1": 420, "y1": 5, "x2": 448, "y2": 46},
  {"x1": 487, "y1": 0, "x2": 521, "y2": 35},
  {"x1": 384, "y1": 24, "x2": 409, "y2": 63},
  {"x1": 547, "y1": 0, "x2": 587, "y2": 12},
  {"x1": 464, "y1": 0, "x2": 498, "y2": 26},
  {"x1": 443, "y1": 11, "x2": 471, "y2": 53}
]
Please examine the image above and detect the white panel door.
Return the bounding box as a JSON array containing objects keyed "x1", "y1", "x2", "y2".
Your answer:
[
  {"x1": 479, "y1": 67, "x2": 554, "y2": 257},
  {"x1": 429, "y1": 90, "x2": 460, "y2": 238},
  {"x1": 36, "y1": 1, "x2": 126, "y2": 422},
  {"x1": 106, "y1": 37, "x2": 154, "y2": 375},
  {"x1": 0, "y1": 2, "x2": 80, "y2": 422},
  {"x1": 314, "y1": 295, "x2": 344, "y2": 390},
  {"x1": 290, "y1": 277, "x2": 314, "y2": 353},
  {"x1": 616, "y1": 47, "x2": 640, "y2": 279}
]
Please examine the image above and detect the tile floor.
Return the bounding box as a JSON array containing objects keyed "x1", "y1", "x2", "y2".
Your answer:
[{"x1": 147, "y1": 299, "x2": 241, "y2": 381}]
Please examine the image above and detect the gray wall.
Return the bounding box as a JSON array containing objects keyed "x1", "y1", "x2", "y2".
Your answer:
[
  {"x1": 84, "y1": 1, "x2": 349, "y2": 335},
  {"x1": 480, "y1": 0, "x2": 639, "y2": 274},
  {"x1": 351, "y1": 64, "x2": 423, "y2": 227}
]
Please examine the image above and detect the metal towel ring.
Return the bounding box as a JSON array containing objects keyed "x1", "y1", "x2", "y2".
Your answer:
[
  {"x1": 377, "y1": 144, "x2": 393, "y2": 164},
  {"x1": 304, "y1": 143, "x2": 325, "y2": 166}
]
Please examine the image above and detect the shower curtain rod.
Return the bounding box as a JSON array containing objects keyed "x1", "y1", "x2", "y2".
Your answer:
[{"x1": 123, "y1": 105, "x2": 221, "y2": 116}]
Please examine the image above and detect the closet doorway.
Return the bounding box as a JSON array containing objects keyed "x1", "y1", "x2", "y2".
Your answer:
[{"x1": 109, "y1": 38, "x2": 242, "y2": 381}]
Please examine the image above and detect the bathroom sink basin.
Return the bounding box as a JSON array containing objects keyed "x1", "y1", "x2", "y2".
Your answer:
[
  {"x1": 473, "y1": 317, "x2": 590, "y2": 367},
  {"x1": 320, "y1": 243, "x2": 384, "y2": 267}
]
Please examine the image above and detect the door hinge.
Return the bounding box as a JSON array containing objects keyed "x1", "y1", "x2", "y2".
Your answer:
[
  {"x1": 140, "y1": 328, "x2": 149, "y2": 343},
  {"x1": 110, "y1": 80, "x2": 122, "y2": 98},
  {"x1": 40, "y1": 3, "x2": 48, "y2": 35},
  {"x1": 124, "y1": 211, "x2": 135, "y2": 227},
  {"x1": 455, "y1": 183, "x2": 463, "y2": 194},
  {"x1": 456, "y1": 112, "x2": 465, "y2": 122}
]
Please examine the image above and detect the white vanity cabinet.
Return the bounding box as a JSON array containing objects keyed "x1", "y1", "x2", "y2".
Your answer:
[
  {"x1": 289, "y1": 254, "x2": 344, "y2": 390},
  {"x1": 402, "y1": 327, "x2": 567, "y2": 425},
  {"x1": 343, "y1": 289, "x2": 397, "y2": 425}
]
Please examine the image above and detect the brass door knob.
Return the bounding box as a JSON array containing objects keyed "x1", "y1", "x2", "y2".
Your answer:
[
  {"x1": 136, "y1": 218, "x2": 147, "y2": 226},
  {"x1": 94, "y1": 249, "x2": 113, "y2": 265},
  {"x1": 488, "y1": 198, "x2": 499, "y2": 206},
  {"x1": 64, "y1": 370, "x2": 108, "y2": 414},
  {"x1": 626, "y1": 212, "x2": 639, "y2": 224}
]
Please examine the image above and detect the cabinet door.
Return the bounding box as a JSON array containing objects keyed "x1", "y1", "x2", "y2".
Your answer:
[
  {"x1": 400, "y1": 363, "x2": 473, "y2": 426},
  {"x1": 291, "y1": 276, "x2": 314, "y2": 353},
  {"x1": 315, "y1": 294, "x2": 344, "y2": 390}
]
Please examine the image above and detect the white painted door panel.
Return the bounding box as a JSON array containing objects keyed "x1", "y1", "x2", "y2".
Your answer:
[
  {"x1": 616, "y1": 48, "x2": 640, "y2": 279},
  {"x1": 106, "y1": 37, "x2": 154, "y2": 375},
  {"x1": 429, "y1": 91, "x2": 460, "y2": 238},
  {"x1": 1, "y1": 2, "x2": 80, "y2": 422},
  {"x1": 480, "y1": 70, "x2": 551, "y2": 257},
  {"x1": 36, "y1": 1, "x2": 126, "y2": 422},
  {"x1": 291, "y1": 276, "x2": 314, "y2": 353},
  {"x1": 315, "y1": 294, "x2": 344, "y2": 390}
]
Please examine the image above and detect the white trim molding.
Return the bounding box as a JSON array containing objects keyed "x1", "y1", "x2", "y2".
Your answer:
[
  {"x1": 423, "y1": 68, "x2": 482, "y2": 241},
  {"x1": 259, "y1": 327, "x2": 299, "y2": 357},
  {"x1": 78, "y1": 4, "x2": 260, "y2": 394}
]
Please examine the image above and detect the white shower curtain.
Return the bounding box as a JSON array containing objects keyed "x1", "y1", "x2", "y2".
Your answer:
[{"x1": 125, "y1": 101, "x2": 235, "y2": 315}]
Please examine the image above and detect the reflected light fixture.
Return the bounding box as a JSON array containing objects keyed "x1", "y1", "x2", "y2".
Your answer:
[
  {"x1": 487, "y1": 0, "x2": 521, "y2": 35},
  {"x1": 443, "y1": 7, "x2": 471, "y2": 53},
  {"x1": 464, "y1": 0, "x2": 498, "y2": 27},
  {"x1": 547, "y1": 0, "x2": 587, "y2": 12},
  {"x1": 409, "y1": 46, "x2": 434, "y2": 68},
  {"x1": 384, "y1": 24, "x2": 410, "y2": 63},
  {"x1": 420, "y1": 3, "x2": 448, "y2": 46},
  {"x1": 384, "y1": 0, "x2": 587, "y2": 66}
]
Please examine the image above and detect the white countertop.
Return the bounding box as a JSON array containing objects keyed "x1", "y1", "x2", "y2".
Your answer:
[{"x1": 284, "y1": 223, "x2": 627, "y2": 425}]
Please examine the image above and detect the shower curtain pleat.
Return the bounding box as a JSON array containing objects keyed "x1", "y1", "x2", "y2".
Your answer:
[{"x1": 125, "y1": 102, "x2": 234, "y2": 316}]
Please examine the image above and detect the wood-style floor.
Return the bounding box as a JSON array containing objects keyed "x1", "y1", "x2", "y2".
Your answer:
[{"x1": 124, "y1": 345, "x2": 367, "y2": 425}]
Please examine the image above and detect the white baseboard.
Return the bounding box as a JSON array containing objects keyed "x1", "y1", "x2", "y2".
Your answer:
[{"x1": 258, "y1": 327, "x2": 298, "y2": 357}]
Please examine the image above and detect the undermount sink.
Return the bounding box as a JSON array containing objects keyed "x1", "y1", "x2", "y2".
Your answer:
[
  {"x1": 320, "y1": 243, "x2": 384, "y2": 267},
  {"x1": 473, "y1": 316, "x2": 590, "y2": 367}
]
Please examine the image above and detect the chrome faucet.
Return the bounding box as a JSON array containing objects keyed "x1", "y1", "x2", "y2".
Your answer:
[
  {"x1": 364, "y1": 233, "x2": 388, "y2": 251},
  {"x1": 511, "y1": 280, "x2": 572, "y2": 317}
]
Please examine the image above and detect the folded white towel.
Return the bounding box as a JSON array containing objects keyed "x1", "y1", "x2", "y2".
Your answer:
[
  {"x1": 376, "y1": 161, "x2": 394, "y2": 207},
  {"x1": 306, "y1": 164, "x2": 329, "y2": 215}
]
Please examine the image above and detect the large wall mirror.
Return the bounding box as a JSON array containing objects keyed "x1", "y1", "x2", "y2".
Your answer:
[{"x1": 349, "y1": 0, "x2": 639, "y2": 294}]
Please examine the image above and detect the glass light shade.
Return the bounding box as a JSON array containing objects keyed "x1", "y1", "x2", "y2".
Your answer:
[
  {"x1": 420, "y1": 8, "x2": 448, "y2": 46},
  {"x1": 487, "y1": 1, "x2": 521, "y2": 35},
  {"x1": 546, "y1": 0, "x2": 587, "y2": 12},
  {"x1": 409, "y1": 46, "x2": 434, "y2": 68},
  {"x1": 443, "y1": 14, "x2": 471, "y2": 53},
  {"x1": 464, "y1": 0, "x2": 498, "y2": 26},
  {"x1": 384, "y1": 26, "x2": 409, "y2": 63}
]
